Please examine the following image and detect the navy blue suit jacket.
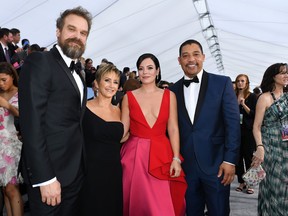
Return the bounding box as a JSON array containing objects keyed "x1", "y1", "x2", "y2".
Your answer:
[{"x1": 170, "y1": 71, "x2": 240, "y2": 177}]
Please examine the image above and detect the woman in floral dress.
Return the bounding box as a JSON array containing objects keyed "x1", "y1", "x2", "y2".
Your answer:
[{"x1": 0, "y1": 62, "x2": 23, "y2": 216}]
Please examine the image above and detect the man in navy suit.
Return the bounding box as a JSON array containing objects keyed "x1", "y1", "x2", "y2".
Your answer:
[
  {"x1": 170, "y1": 39, "x2": 240, "y2": 216},
  {"x1": 19, "y1": 6, "x2": 92, "y2": 216}
]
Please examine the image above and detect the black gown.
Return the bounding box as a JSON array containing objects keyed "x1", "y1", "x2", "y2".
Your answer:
[{"x1": 79, "y1": 108, "x2": 123, "y2": 216}]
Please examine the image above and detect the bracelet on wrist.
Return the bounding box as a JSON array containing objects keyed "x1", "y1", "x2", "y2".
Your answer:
[
  {"x1": 257, "y1": 144, "x2": 264, "y2": 148},
  {"x1": 173, "y1": 157, "x2": 181, "y2": 164}
]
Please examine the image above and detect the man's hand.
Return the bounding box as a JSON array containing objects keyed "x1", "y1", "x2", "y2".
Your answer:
[
  {"x1": 217, "y1": 162, "x2": 235, "y2": 186},
  {"x1": 40, "y1": 180, "x2": 61, "y2": 206}
]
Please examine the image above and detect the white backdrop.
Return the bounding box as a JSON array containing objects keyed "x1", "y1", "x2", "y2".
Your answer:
[{"x1": 1, "y1": 0, "x2": 288, "y2": 88}]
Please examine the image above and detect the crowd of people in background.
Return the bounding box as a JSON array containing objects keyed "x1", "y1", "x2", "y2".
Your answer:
[{"x1": 0, "y1": 6, "x2": 287, "y2": 216}]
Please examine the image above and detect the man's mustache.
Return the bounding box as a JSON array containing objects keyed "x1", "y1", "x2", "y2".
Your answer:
[{"x1": 65, "y1": 38, "x2": 84, "y2": 47}]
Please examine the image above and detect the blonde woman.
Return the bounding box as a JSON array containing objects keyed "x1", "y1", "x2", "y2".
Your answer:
[{"x1": 79, "y1": 63, "x2": 124, "y2": 215}]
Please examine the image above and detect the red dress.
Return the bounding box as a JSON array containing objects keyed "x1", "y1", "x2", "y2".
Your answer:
[{"x1": 121, "y1": 89, "x2": 187, "y2": 216}]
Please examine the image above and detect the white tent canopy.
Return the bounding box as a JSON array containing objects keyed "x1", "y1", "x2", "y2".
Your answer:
[{"x1": 2, "y1": 0, "x2": 288, "y2": 88}]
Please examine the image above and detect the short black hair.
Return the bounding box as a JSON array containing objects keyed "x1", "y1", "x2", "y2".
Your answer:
[
  {"x1": 0, "y1": 28, "x2": 10, "y2": 38},
  {"x1": 29, "y1": 44, "x2": 41, "y2": 52},
  {"x1": 179, "y1": 39, "x2": 203, "y2": 56},
  {"x1": 10, "y1": 28, "x2": 20, "y2": 36},
  {"x1": 123, "y1": 67, "x2": 130, "y2": 74}
]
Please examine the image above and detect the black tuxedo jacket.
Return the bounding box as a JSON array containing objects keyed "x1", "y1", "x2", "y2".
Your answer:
[
  {"x1": 19, "y1": 46, "x2": 87, "y2": 187},
  {"x1": 0, "y1": 44, "x2": 13, "y2": 63},
  {"x1": 8, "y1": 43, "x2": 18, "y2": 54}
]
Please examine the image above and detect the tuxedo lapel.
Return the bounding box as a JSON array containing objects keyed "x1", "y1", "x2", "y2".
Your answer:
[
  {"x1": 0, "y1": 44, "x2": 6, "y2": 62},
  {"x1": 178, "y1": 78, "x2": 193, "y2": 126},
  {"x1": 51, "y1": 47, "x2": 82, "y2": 98},
  {"x1": 194, "y1": 71, "x2": 208, "y2": 123}
]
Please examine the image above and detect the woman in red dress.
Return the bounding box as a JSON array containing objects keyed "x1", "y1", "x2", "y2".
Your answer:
[{"x1": 121, "y1": 53, "x2": 187, "y2": 216}]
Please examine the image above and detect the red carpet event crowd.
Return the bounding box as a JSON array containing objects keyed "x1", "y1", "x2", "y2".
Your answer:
[{"x1": 0, "y1": 6, "x2": 287, "y2": 216}]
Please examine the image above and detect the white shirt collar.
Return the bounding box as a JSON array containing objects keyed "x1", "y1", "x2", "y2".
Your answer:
[
  {"x1": 55, "y1": 44, "x2": 76, "y2": 67},
  {"x1": 184, "y1": 69, "x2": 204, "y2": 83},
  {"x1": 0, "y1": 41, "x2": 8, "y2": 50}
]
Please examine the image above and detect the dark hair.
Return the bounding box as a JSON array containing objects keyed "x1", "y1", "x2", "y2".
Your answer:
[
  {"x1": 21, "y1": 38, "x2": 29, "y2": 45},
  {"x1": 253, "y1": 86, "x2": 262, "y2": 95},
  {"x1": 0, "y1": 62, "x2": 19, "y2": 87},
  {"x1": 29, "y1": 44, "x2": 41, "y2": 52},
  {"x1": 123, "y1": 67, "x2": 130, "y2": 74},
  {"x1": 0, "y1": 28, "x2": 10, "y2": 38},
  {"x1": 95, "y1": 63, "x2": 120, "y2": 84},
  {"x1": 40, "y1": 47, "x2": 47, "y2": 52},
  {"x1": 21, "y1": 38, "x2": 30, "y2": 50},
  {"x1": 179, "y1": 39, "x2": 203, "y2": 56},
  {"x1": 10, "y1": 28, "x2": 20, "y2": 36},
  {"x1": 260, "y1": 63, "x2": 287, "y2": 93},
  {"x1": 56, "y1": 6, "x2": 93, "y2": 35},
  {"x1": 101, "y1": 58, "x2": 109, "y2": 64},
  {"x1": 158, "y1": 80, "x2": 171, "y2": 89},
  {"x1": 136, "y1": 53, "x2": 161, "y2": 84},
  {"x1": 85, "y1": 58, "x2": 93, "y2": 65}
]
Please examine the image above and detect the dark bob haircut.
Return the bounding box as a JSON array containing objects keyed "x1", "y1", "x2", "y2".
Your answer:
[{"x1": 136, "y1": 53, "x2": 161, "y2": 84}]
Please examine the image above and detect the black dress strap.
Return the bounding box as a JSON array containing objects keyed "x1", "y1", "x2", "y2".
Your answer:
[{"x1": 270, "y1": 92, "x2": 277, "y2": 101}]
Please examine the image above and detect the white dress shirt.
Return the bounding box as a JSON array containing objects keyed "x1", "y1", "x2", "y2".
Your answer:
[
  {"x1": 56, "y1": 45, "x2": 84, "y2": 105},
  {"x1": 183, "y1": 70, "x2": 203, "y2": 124}
]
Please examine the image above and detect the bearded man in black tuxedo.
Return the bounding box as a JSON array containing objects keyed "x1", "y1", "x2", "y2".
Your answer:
[{"x1": 19, "y1": 6, "x2": 92, "y2": 216}]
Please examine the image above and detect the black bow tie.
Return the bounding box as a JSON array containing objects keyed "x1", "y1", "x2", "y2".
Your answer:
[
  {"x1": 69, "y1": 61, "x2": 81, "y2": 74},
  {"x1": 183, "y1": 76, "x2": 199, "y2": 87}
]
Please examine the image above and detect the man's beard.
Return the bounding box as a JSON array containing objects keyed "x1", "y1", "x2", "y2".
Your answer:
[{"x1": 59, "y1": 38, "x2": 85, "y2": 59}]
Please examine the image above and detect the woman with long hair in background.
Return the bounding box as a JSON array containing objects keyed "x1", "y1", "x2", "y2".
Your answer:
[
  {"x1": 252, "y1": 63, "x2": 288, "y2": 215},
  {"x1": 234, "y1": 74, "x2": 257, "y2": 194}
]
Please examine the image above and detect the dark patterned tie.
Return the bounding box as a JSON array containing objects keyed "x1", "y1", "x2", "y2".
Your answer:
[
  {"x1": 183, "y1": 76, "x2": 199, "y2": 87},
  {"x1": 4, "y1": 48, "x2": 11, "y2": 63}
]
